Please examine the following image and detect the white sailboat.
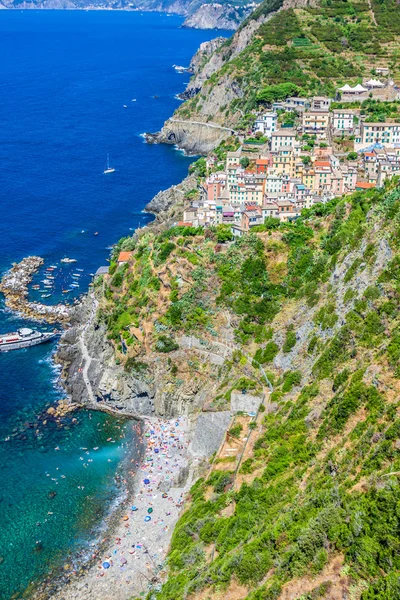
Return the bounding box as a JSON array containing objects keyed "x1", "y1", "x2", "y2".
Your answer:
[{"x1": 103, "y1": 153, "x2": 115, "y2": 174}]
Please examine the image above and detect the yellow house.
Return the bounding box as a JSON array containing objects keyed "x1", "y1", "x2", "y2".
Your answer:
[{"x1": 302, "y1": 169, "x2": 316, "y2": 190}]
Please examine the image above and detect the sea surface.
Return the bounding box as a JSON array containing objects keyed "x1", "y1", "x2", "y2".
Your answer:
[{"x1": 0, "y1": 11, "x2": 228, "y2": 598}]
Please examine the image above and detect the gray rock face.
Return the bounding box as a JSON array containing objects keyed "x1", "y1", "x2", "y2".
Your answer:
[
  {"x1": 57, "y1": 298, "x2": 156, "y2": 417},
  {"x1": 190, "y1": 411, "x2": 232, "y2": 457},
  {"x1": 144, "y1": 174, "x2": 197, "y2": 215},
  {"x1": 183, "y1": 4, "x2": 248, "y2": 30},
  {"x1": 146, "y1": 118, "x2": 234, "y2": 155}
]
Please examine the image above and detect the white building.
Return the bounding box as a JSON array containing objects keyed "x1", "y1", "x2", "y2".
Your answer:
[
  {"x1": 270, "y1": 129, "x2": 296, "y2": 152},
  {"x1": 355, "y1": 122, "x2": 400, "y2": 150},
  {"x1": 254, "y1": 112, "x2": 278, "y2": 137},
  {"x1": 332, "y1": 109, "x2": 357, "y2": 132}
]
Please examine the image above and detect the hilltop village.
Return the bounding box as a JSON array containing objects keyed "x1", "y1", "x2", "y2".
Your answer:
[{"x1": 181, "y1": 81, "x2": 400, "y2": 235}]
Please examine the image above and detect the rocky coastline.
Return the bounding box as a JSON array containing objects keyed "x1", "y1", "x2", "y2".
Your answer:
[
  {"x1": 0, "y1": 31, "x2": 236, "y2": 599},
  {"x1": 0, "y1": 256, "x2": 71, "y2": 324}
]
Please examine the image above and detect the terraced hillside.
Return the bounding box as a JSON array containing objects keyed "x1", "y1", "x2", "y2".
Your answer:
[{"x1": 174, "y1": 0, "x2": 400, "y2": 128}]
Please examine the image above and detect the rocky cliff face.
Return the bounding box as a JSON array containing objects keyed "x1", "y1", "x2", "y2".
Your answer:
[
  {"x1": 56, "y1": 293, "x2": 232, "y2": 420},
  {"x1": 144, "y1": 173, "x2": 197, "y2": 218},
  {"x1": 146, "y1": 117, "x2": 234, "y2": 154},
  {"x1": 182, "y1": 3, "x2": 249, "y2": 30}
]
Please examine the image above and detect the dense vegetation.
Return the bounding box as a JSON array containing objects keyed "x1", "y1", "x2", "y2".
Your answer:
[{"x1": 105, "y1": 179, "x2": 400, "y2": 599}]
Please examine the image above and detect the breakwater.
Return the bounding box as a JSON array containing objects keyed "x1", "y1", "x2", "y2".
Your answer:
[{"x1": 0, "y1": 256, "x2": 71, "y2": 324}]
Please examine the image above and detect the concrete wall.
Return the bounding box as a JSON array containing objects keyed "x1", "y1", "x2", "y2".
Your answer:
[{"x1": 230, "y1": 391, "x2": 263, "y2": 414}]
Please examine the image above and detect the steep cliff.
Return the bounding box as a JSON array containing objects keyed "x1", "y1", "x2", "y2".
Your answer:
[{"x1": 182, "y1": 3, "x2": 253, "y2": 30}]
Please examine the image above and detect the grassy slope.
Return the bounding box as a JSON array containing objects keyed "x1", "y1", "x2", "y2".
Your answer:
[
  {"x1": 177, "y1": 0, "x2": 400, "y2": 127},
  {"x1": 97, "y1": 180, "x2": 400, "y2": 600}
]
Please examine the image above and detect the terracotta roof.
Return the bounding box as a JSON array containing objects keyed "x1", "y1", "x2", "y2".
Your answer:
[
  {"x1": 314, "y1": 161, "x2": 330, "y2": 167},
  {"x1": 177, "y1": 221, "x2": 193, "y2": 226},
  {"x1": 356, "y1": 182, "x2": 376, "y2": 189},
  {"x1": 118, "y1": 252, "x2": 133, "y2": 262}
]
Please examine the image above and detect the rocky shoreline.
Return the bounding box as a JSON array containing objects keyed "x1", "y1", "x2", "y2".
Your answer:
[
  {"x1": 0, "y1": 31, "x2": 232, "y2": 598},
  {"x1": 0, "y1": 256, "x2": 71, "y2": 325}
]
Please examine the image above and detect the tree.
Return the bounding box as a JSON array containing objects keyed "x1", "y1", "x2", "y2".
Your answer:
[
  {"x1": 264, "y1": 217, "x2": 281, "y2": 230},
  {"x1": 216, "y1": 224, "x2": 233, "y2": 243},
  {"x1": 347, "y1": 151, "x2": 358, "y2": 161},
  {"x1": 189, "y1": 157, "x2": 207, "y2": 178},
  {"x1": 256, "y1": 83, "x2": 300, "y2": 105},
  {"x1": 240, "y1": 156, "x2": 250, "y2": 169},
  {"x1": 301, "y1": 155, "x2": 312, "y2": 165}
]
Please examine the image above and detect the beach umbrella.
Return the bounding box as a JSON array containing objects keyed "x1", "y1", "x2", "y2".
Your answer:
[
  {"x1": 154, "y1": 448, "x2": 159, "y2": 453},
  {"x1": 143, "y1": 479, "x2": 150, "y2": 484},
  {"x1": 120, "y1": 557, "x2": 127, "y2": 565},
  {"x1": 147, "y1": 507, "x2": 153, "y2": 514},
  {"x1": 144, "y1": 515, "x2": 151, "y2": 522},
  {"x1": 131, "y1": 506, "x2": 138, "y2": 511},
  {"x1": 102, "y1": 561, "x2": 111, "y2": 569},
  {"x1": 162, "y1": 493, "x2": 168, "y2": 499}
]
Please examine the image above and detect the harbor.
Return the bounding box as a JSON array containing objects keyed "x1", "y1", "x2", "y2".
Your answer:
[{"x1": 0, "y1": 257, "x2": 72, "y2": 325}]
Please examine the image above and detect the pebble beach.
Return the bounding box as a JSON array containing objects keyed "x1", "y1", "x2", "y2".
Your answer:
[{"x1": 51, "y1": 415, "x2": 192, "y2": 600}]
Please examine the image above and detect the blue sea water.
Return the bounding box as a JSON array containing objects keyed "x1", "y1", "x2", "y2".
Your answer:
[{"x1": 0, "y1": 11, "x2": 228, "y2": 598}]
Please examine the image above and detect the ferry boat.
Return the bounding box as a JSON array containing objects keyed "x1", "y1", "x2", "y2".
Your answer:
[{"x1": 0, "y1": 328, "x2": 58, "y2": 352}]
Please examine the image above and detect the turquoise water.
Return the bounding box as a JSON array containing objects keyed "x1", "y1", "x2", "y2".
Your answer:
[{"x1": 0, "y1": 11, "x2": 229, "y2": 598}]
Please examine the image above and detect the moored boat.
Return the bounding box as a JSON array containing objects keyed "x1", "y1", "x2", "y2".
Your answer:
[{"x1": 0, "y1": 328, "x2": 58, "y2": 352}]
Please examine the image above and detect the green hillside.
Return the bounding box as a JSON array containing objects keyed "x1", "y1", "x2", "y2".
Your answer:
[
  {"x1": 101, "y1": 179, "x2": 400, "y2": 599},
  {"x1": 177, "y1": 0, "x2": 400, "y2": 126}
]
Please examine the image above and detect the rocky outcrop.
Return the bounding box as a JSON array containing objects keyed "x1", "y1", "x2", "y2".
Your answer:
[
  {"x1": 182, "y1": 3, "x2": 248, "y2": 30},
  {"x1": 146, "y1": 117, "x2": 235, "y2": 154},
  {"x1": 144, "y1": 173, "x2": 197, "y2": 219},
  {"x1": 56, "y1": 292, "x2": 228, "y2": 420}
]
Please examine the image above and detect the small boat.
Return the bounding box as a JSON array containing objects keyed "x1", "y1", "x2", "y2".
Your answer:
[
  {"x1": 61, "y1": 258, "x2": 77, "y2": 263},
  {"x1": 32, "y1": 285, "x2": 40, "y2": 290},
  {"x1": 72, "y1": 273, "x2": 81, "y2": 277},
  {"x1": 50, "y1": 265, "x2": 58, "y2": 269},
  {"x1": 70, "y1": 284, "x2": 79, "y2": 288},
  {"x1": 76, "y1": 268, "x2": 84, "y2": 272},
  {"x1": 94, "y1": 232, "x2": 99, "y2": 236},
  {"x1": 103, "y1": 153, "x2": 115, "y2": 175},
  {"x1": 62, "y1": 290, "x2": 70, "y2": 294},
  {"x1": 41, "y1": 293, "x2": 53, "y2": 298}
]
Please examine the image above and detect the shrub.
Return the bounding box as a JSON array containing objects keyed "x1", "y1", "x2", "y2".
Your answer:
[
  {"x1": 282, "y1": 371, "x2": 302, "y2": 393},
  {"x1": 229, "y1": 424, "x2": 243, "y2": 438},
  {"x1": 283, "y1": 325, "x2": 297, "y2": 353},
  {"x1": 314, "y1": 302, "x2": 338, "y2": 330},
  {"x1": 155, "y1": 335, "x2": 179, "y2": 353},
  {"x1": 254, "y1": 342, "x2": 279, "y2": 364},
  {"x1": 111, "y1": 271, "x2": 123, "y2": 288}
]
